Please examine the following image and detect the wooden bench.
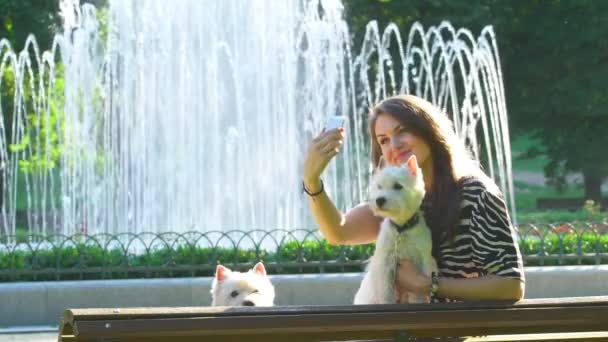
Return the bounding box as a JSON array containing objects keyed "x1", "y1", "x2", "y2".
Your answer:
[{"x1": 58, "y1": 296, "x2": 608, "y2": 341}]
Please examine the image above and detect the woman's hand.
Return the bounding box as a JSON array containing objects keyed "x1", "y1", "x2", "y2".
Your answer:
[
  {"x1": 395, "y1": 259, "x2": 431, "y2": 300},
  {"x1": 303, "y1": 128, "x2": 345, "y2": 190}
]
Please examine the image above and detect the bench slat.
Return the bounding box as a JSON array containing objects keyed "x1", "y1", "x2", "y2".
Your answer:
[
  {"x1": 59, "y1": 296, "x2": 608, "y2": 341},
  {"x1": 63, "y1": 296, "x2": 608, "y2": 320}
]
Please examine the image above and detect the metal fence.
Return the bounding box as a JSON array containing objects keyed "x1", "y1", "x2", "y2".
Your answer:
[{"x1": 1, "y1": 222, "x2": 607, "y2": 282}]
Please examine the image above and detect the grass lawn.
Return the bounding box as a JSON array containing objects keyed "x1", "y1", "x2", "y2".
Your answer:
[
  {"x1": 510, "y1": 134, "x2": 607, "y2": 223},
  {"x1": 513, "y1": 180, "x2": 607, "y2": 224},
  {"x1": 514, "y1": 181, "x2": 582, "y2": 211},
  {"x1": 510, "y1": 134, "x2": 549, "y2": 172}
]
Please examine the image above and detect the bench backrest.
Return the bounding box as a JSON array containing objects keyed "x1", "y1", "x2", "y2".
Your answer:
[{"x1": 59, "y1": 296, "x2": 608, "y2": 341}]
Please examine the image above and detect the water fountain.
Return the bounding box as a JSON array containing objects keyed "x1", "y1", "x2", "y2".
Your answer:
[{"x1": 0, "y1": 0, "x2": 513, "y2": 240}]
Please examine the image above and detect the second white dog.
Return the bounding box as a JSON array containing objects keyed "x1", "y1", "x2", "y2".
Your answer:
[
  {"x1": 354, "y1": 155, "x2": 437, "y2": 304},
  {"x1": 211, "y1": 262, "x2": 275, "y2": 306}
]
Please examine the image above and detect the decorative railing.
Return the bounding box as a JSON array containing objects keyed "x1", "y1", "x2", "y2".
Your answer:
[
  {"x1": 517, "y1": 222, "x2": 608, "y2": 265},
  {"x1": 0, "y1": 222, "x2": 607, "y2": 282}
]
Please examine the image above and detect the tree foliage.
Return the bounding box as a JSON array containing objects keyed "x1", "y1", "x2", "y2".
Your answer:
[
  {"x1": 0, "y1": 0, "x2": 62, "y2": 51},
  {"x1": 499, "y1": 0, "x2": 608, "y2": 202},
  {"x1": 344, "y1": 0, "x2": 608, "y2": 201},
  {"x1": 1, "y1": 0, "x2": 606, "y2": 202}
]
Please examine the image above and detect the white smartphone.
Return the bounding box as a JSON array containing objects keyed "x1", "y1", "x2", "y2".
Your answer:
[{"x1": 324, "y1": 115, "x2": 347, "y2": 131}]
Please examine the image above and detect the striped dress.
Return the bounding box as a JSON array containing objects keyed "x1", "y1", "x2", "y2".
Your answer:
[{"x1": 430, "y1": 177, "x2": 525, "y2": 303}]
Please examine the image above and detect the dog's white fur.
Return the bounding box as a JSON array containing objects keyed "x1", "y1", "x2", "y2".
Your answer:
[
  {"x1": 211, "y1": 262, "x2": 275, "y2": 306},
  {"x1": 354, "y1": 155, "x2": 437, "y2": 304}
]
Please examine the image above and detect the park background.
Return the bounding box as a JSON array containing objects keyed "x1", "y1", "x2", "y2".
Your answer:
[
  {"x1": 0, "y1": 0, "x2": 608, "y2": 334},
  {"x1": 1, "y1": 0, "x2": 607, "y2": 230}
]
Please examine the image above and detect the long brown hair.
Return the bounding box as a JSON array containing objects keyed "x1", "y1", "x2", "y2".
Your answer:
[{"x1": 369, "y1": 95, "x2": 489, "y2": 259}]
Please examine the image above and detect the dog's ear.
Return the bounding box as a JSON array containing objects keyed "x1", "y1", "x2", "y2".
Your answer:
[
  {"x1": 253, "y1": 262, "x2": 267, "y2": 276},
  {"x1": 215, "y1": 265, "x2": 230, "y2": 281},
  {"x1": 405, "y1": 155, "x2": 418, "y2": 177}
]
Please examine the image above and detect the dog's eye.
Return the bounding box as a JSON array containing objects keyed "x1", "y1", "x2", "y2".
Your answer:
[
  {"x1": 393, "y1": 183, "x2": 403, "y2": 190},
  {"x1": 230, "y1": 290, "x2": 239, "y2": 298},
  {"x1": 251, "y1": 289, "x2": 259, "y2": 293}
]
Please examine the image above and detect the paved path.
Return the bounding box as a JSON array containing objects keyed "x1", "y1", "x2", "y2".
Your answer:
[
  {"x1": 0, "y1": 332, "x2": 56, "y2": 341},
  {"x1": 467, "y1": 331, "x2": 608, "y2": 340},
  {"x1": 513, "y1": 170, "x2": 608, "y2": 191}
]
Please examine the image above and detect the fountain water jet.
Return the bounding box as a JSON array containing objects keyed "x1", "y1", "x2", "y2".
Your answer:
[{"x1": 0, "y1": 0, "x2": 514, "y2": 242}]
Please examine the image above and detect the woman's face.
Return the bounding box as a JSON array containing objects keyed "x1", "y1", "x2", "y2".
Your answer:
[{"x1": 374, "y1": 113, "x2": 432, "y2": 170}]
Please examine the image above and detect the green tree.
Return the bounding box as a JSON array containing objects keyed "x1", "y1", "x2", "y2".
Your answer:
[
  {"x1": 7, "y1": 64, "x2": 65, "y2": 173},
  {"x1": 344, "y1": 0, "x2": 608, "y2": 203},
  {"x1": 0, "y1": 0, "x2": 107, "y2": 215},
  {"x1": 0, "y1": 0, "x2": 62, "y2": 51},
  {"x1": 1, "y1": 0, "x2": 62, "y2": 163},
  {"x1": 500, "y1": 0, "x2": 608, "y2": 203},
  {"x1": 344, "y1": 0, "x2": 498, "y2": 54}
]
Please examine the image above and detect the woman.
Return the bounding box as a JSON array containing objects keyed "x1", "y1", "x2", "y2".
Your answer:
[{"x1": 302, "y1": 94, "x2": 524, "y2": 302}]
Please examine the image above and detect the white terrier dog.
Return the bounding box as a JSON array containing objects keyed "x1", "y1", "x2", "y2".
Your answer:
[
  {"x1": 211, "y1": 262, "x2": 275, "y2": 306},
  {"x1": 354, "y1": 155, "x2": 437, "y2": 304}
]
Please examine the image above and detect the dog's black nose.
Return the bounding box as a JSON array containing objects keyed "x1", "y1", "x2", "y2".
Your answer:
[
  {"x1": 375, "y1": 197, "x2": 386, "y2": 208},
  {"x1": 242, "y1": 300, "x2": 255, "y2": 306}
]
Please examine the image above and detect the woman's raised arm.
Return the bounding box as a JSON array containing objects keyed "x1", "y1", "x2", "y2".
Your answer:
[
  {"x1": 303, "y1": 128, "x2": 381, "y2": 245},
  {"x1": 308, "y1": 197, "x2": 381, "y2": 245}
]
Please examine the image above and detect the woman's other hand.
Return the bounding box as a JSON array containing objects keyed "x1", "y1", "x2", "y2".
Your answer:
[
  {"x1": 395, "y1": 259, "x2": 431, "y2": 299},
  {"x1": 303, "y1": 128, "x2": 345, "y2": 190}
]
